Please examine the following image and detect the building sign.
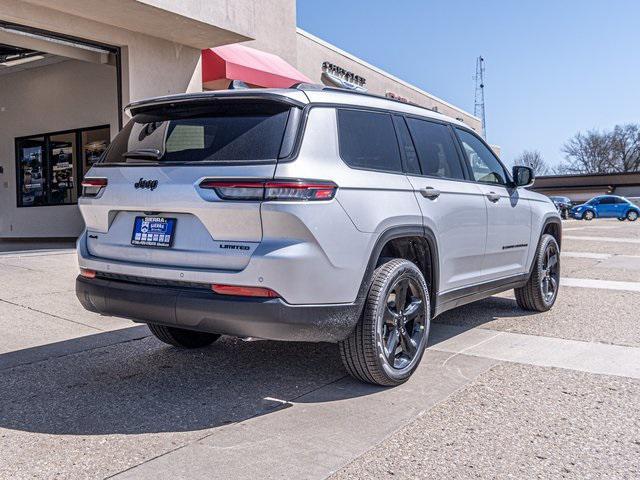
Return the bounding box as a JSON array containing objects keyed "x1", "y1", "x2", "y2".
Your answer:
[{"x1": 321, "y1": 62, "x2": 366, "y2": 91}]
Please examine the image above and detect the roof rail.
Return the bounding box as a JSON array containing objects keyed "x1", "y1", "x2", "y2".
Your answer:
[
  {"x1": 302, "y1": 84, "x2": 447, "y2": 114},
  {"x1": 291, "y1": 82, "x2": 326, "y2": 91}
]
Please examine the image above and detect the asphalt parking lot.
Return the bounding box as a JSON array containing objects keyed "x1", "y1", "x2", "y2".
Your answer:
[{"x1": 1, "y1": 219, "x2": 639, "y2": 479}]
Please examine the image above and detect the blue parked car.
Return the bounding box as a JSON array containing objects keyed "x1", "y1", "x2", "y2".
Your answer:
[{"x1": 571, "y1": 195, "x2": 639, "y2": 221}]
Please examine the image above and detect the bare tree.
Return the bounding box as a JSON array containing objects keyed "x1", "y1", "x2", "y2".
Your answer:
[
  {"x1": 609, "y1": 124, "x2": 640, "y2": 172},
  {"x1": 557, "y1": 130, "x2": 613, "y2": 174},
  {"x1": 556, "y1": 124, "x2": 640, "y2": 174},
  {"x1": 514, "y1": 150, "x2": 550, "y2": 175}
]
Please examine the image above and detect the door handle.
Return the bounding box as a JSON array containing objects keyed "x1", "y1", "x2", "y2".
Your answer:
[
  {"x1": 486, "y1": 191, "x2": 500, "y2": 203},
  {"x1": 420, "y1": 187, "x2": 441, "y2": 199}
]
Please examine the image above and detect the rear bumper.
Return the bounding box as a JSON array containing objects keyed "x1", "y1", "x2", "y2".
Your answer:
[{"x1": 76, "y1": 276, "x2": 361, "y2": 343}]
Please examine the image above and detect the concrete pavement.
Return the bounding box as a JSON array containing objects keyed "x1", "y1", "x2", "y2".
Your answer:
[{"x1": 1, "y1": 219, "x2": 639, "y2": 479}]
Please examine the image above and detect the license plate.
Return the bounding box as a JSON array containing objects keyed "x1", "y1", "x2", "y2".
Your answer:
[{"x1": 131, "y1": 216, "x2": 176, "y2": 248}]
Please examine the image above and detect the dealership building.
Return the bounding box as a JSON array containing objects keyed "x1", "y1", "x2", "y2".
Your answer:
[{"x1": 0, "y1": 0, "x2": 481, "y2": 239}]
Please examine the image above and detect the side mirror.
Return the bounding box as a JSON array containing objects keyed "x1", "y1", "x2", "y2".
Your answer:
[{"x1": 512, "y1": 165, "x2": 535, "y2": 187}]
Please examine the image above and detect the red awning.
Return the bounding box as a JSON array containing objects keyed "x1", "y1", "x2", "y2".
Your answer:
[{"x1": 202, "y1": 43, "x2": 312, "y2": 90}]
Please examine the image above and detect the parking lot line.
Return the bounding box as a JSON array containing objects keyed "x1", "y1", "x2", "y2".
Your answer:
[
  {"x1": 564, "y1": 235, "x2": 640, "y2": 244},
  {"x1": 0, "y1": 249, "x2": 76, "y2": 258},
  {"x1": 431, "y1": 324, "x2": 640, "y2": 380},
  {"x1": 561, "y1": 277, "x2": 640, "y2": 292},
  {"x1": 561, "y1": 251, "x2": 613, "y2": 259}
]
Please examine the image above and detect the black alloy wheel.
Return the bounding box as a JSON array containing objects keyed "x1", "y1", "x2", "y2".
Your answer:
[
  {"x1": 339, "y1": 258, "x2": 430, "y2": 386},
  {"x1": 515, "y1": 234, "x2": 561, "y2": 312},
  {"x1": 381, "y1": 276, "x2": 428, "y2": 370},
  {"x1": 540, "y1": 240, "x2": 560, "y2": 305}
]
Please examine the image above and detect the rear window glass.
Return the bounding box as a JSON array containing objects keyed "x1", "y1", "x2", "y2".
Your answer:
[
  {"x1": 101, "y1": 102, "x2": 291, "y2": 164},
  {"x1": 337, "y1": 109, "x2": 402, "y2": 173}
]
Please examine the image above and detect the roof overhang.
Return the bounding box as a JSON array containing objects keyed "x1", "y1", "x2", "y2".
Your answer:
[
  {"x1": 19, "y1": 0, "x2": 252, "y2": 49},
  {"x1": 533, "y1": 172, "x2": 640, "y2": 189}
]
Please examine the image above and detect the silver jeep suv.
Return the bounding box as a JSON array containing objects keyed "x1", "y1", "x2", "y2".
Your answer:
[{"x1": 76, "y1": 86, "x2": 561, "y2": 386}]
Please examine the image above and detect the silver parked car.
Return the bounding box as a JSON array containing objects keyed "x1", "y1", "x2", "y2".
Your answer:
[{"x1": 76, "y1": 86, "x2": 561, "y2": 386}]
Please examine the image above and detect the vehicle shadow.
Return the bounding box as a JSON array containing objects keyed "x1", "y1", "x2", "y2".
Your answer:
[
  {"x1": 0, "y1": 296, "x2": 534, "y2": 437},
  {"x1": 0, "y1": 329, "x2": 377, "y2": 436},
  {"x1": 429, "y1": 295, "x2": 538, "y2": 344}
]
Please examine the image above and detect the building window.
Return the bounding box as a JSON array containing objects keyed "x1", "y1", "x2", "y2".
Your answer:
[{"x1": 16, "y1": 125, "x2": 110, "y2": 207}]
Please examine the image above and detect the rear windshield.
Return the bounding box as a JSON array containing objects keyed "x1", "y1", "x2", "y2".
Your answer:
[{"x1": 101, "y1": 101, "x2": 291, "y2": 165}]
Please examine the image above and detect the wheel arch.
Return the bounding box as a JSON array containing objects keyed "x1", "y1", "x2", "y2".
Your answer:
[
  {"x1": 357, "y1": 225, "x2": 440, "y2": 316},
  {"x1": 527, "y1": 215, "x2": 562, "y2": 277},
  {"x1": 541, "y1": 216, "x2": 562, "y2": 250}
]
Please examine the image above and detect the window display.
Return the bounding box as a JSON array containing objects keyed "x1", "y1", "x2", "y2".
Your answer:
[
  {"x1": 16, "y1": 137, "x2": 46, "y2": 207},
  {"x1": 49, "y1": 132, "x2": 77, "y2": 205},
  {"x1": 16, "y1": 125, "x2": 109, "y2": 207},
  {"x1": 81, "y1": 127, "x2": 110, "y2": 173}
]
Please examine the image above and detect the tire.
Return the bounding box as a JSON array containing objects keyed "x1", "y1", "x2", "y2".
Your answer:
[
  {"x1": 618, "y1": 217, "x2": 626, "y2": 221},
  {"x1": 339, "y1": 258, "x2": 430, "y2": 386},
  {"x1": 627, "y1": 210, "x2": 639, "y2": 222},
  {"x1": 582, "y1": 210, "x2": 595, "y2": 220},
  {"x1": 561, "y1": 208, "x2": 569, "y2": 220},
  {"x1": 515, "y1": 234, "x2": 560, "y2": 312},
  {"x1": 147, "y1": 324, "x2": 221, "y2": 348}
]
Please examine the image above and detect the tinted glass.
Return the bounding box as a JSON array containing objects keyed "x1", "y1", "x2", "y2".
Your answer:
[
  {"x1": 16, "y1": 137, "x2": 46, "y2": 207},
  {"x1": 392, "y1": 116, "x2": 420, "y2": 175},
  {"x1": 49, "y1": 132, "x2": 77, "y2": 205},
  {"x1": 338, "y1": 109, "x2": 402, "y2": 172},
  {"x1": 614, "y1": 197, "x2": 627, "y2": 204},
  {"x1": 102, "y1": 102, "x2": 290, "y2": 164},
  {"x1": 81, "y1": 127, "x2": 110, "y2": 174},
  {"x1": 407, "y1": 119, "x2": 465, "y2": 180},
  {"x1": 456, "y1": 129, "x2": 507, "y2": 184},
  {"x1": 599, "y1": 197, "x2": 615, "y2": 204}
]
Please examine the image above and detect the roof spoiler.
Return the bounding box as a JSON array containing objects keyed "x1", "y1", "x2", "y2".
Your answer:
[{"x1": 125, "y1": 90, "x2": 307, "y2": 116}]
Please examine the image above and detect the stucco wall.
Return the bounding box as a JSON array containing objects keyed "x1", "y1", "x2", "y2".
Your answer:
[
  {"x1": 296, "y1": 30, "x2": 481, "y2": 132},
  {"x1": 0, "y1": 60, "x2": 118, "y2": 238}
]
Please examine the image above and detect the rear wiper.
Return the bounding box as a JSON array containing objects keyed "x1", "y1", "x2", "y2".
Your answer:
[{"x1": 122, "y1": 148, "x2": 161, "y2": 160}]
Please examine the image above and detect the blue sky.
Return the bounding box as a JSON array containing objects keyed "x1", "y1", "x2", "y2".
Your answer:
[{"x1": 297, "y1": 0, "x2": 640, "y2": 167}]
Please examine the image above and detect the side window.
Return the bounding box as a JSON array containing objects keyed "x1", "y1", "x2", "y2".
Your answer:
[
  {"x1": 614, "y1": 197, "x2": 626, "y2": 204},
  {"x1": 456, "y1": 128, "x2": 507, "y2": 185},
  {"x1": 406, "y1": 118, "x2": 465, "y2": 180},
  {"x1": 337, "y1": 109, "x2": 402, "y2": 173},
  {"x1": 599, "y1": 197, "x2": 615, "y2": 205},
  {"x1": 392, "y1": 116, "x2": 421, "y2": 175}
]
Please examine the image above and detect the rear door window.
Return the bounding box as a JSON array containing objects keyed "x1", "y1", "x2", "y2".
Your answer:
[
  {"x1": 406, "y1": 118, "x2": 466, "y2": 180},
  {"x1": 337, "y1": 109, "x2": 402, "y2": 173},
  {"x1": 101, "y1": 102, "x2": 291, "y2": 165}
]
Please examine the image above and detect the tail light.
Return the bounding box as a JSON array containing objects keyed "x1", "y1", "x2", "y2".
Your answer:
[
  {"x1": 81, "y1": 178, "x2": 108, "y2": 198},
  {"x1": 199, "y1": 179, "x2": 337, "y2": 201},
  {"x1": 211, "y1": 284, "x2": 280, "y2": 298}
]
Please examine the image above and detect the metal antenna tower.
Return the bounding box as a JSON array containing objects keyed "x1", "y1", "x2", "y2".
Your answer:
[{"x1": 474, "y1": 56, "x2": 487, "y2": 139}]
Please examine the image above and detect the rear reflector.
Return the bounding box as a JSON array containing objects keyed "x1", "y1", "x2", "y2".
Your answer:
[
  {"x1": 80, "y1": 268, "x2": 97, "y2": 279},
  {"x1": 199, "y1": 179, "x2": 337, "y2": 201},
  {"x1": 211, "y1": 284, "x2": 280, "y2": 298},
  {"x1": 81, "y1": 178, "x2": 108, "y2": 198}
]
